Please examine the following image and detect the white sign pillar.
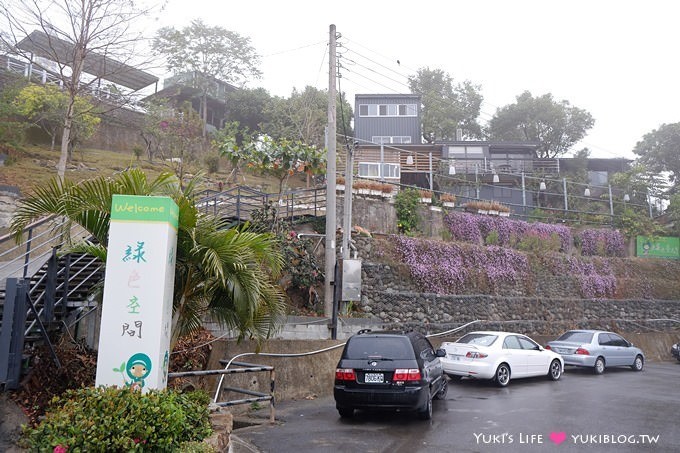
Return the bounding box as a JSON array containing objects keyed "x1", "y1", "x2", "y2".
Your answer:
[{"x1": 95, "y1": 195, "x2": 178, "y2": 392}]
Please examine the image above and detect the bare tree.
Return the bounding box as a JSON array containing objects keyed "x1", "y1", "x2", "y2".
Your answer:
[{"x1": 0, "y1": 0, "x2": 160, "y2": 179}]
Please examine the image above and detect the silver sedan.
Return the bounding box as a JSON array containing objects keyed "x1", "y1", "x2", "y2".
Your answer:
[{"x1": 546, "y1": 330, "x2": 644, "y2": 374}]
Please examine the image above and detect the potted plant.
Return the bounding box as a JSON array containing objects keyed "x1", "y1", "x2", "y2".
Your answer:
[
  {"x1": 336, "y1": 176, "x2": 345, "y2": 192},
  {"x1": 369, "y1": 181, "x2": 383, "y2": 197},
  {"x1": 380, "y1": 183, "x2": 394, "y2": 198},
  {"x1": 440, "y1": 193, "x2": 457, "y2": 208},
  {"x1": 418, "y1": 189, "x2": 433, "y2": 204},
  {"x1": 353, "y1": 180, "x2": 370, "y2": 195}
]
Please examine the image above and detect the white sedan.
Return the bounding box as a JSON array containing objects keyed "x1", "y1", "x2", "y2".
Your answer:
[{"x1": 440, "y1": 331, "x2": 564, "y2": 387}]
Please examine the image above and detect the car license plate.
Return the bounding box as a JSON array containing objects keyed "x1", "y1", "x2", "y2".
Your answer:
[{"x1": 364, "y1": 373, "x2": 384, "y2": 383}]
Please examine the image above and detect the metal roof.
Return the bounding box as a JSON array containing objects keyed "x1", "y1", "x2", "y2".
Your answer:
[{"x1": 16, "y1": 30, "x2": 158, "y2": 91}]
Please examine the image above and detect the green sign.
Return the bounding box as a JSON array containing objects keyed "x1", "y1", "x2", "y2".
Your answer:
[
  {"x1": 636, "y1": 236, "x2": 680, "y2": 259},
  {"x1": 111, "y1": 195, "x2": 179, "y2": 229}
]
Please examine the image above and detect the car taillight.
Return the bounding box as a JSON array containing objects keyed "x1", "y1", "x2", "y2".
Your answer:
[
  {"x1": 393, "y1": 368, "x2": 421, "y2": 381},
  {"x1": 335, "y1": 368, "x2": 356, "y2": 381},
  {"x1": 575, "y1": 348, "x2": 590, "y2": 355},
  {"x1": 544, "y1": 345, "x2": 551, "y2": 350},
  {"x1": 465, "y1": 351, "x2": 488, "y2": 359}
]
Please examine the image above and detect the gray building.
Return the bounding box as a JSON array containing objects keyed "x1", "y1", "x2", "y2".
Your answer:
[{"x1": 354, "y1": 94, "x2": 422, "y2": 145}]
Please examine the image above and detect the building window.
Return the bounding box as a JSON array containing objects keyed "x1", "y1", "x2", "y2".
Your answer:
[
  {"x1": 359, "y1": 104, "x2": 417, "y2": 117},
  {"x1": 588, "y1": 171, "x2": 608, "y2": 186},
  {"x1": 358, "y1": 162, "x2": 400, "y2": 179},
  {"x1": 371, "y1": 136, "x2": 412, "y2": 144}
]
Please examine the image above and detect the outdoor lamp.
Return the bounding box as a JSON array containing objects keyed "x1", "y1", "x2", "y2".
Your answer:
[
  {"x1": 449, "y1": 164, "x2": 456, "y2": 175},
  {"x1": 492, "y1": 172, "x2": 499, "y2": 183},
  {"x1": 584, "y1": 187, "x2": 591, "y2": 197},
  {"x1": 539, "y1": 180, "x2": 546, "y2": 191},
  {"x1": 624, "y1": 193, "x2": 630, "y2": 202},
  {"x1": 406, "y1": 154, "x2": 414, "y2": 165}
]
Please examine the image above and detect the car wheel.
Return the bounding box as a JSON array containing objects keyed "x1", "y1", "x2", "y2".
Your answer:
[
  {"x1": 337, "y1": 407, "x2": 354, "y2": 418},
  {"x1": 434, "y1": 378, "x2": 448, "y2": 400},
  {"x1": 594, "y1": 357, "x2": 605, "y2": 374},
  {"x1": 631, "y1": 355, "x2": 644, "y2": 371},
  {"x1": 548, "y1": 359, "x2": 562, "y2": 381},
  {"x1": 494, "y1": 363, "x2": 510, "y2": 387},
  {"x1": 417, "y1": 391, "x2": 433, "y2": 420}
]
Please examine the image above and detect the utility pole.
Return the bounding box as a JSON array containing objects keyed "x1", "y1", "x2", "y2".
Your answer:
[
  {"x1": 342, "y1": 141, "x2": 355, "y2": 261},
  {"x1": 324, "y1": 24, "x2": 337, "y2": 318}
]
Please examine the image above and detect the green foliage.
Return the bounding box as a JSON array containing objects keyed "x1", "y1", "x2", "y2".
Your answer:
[
  {"x1": 667, "y1": 194, "x2": 680, "y2": 237},
  {"x1": 21, "y1": 387, "x2": 212, "y2": 452},
  {"x1": 204, "y1": 155, "x2": 220, "y2": 173},
  {"x1": 516, "y1": 232, "x2": 561, "y2": 254},
  {"x1": 132, "y1": 145, "x2": 143, "y2": 160},
  {"x1": 615, "y1": 206, "x2": 665, "y2": 238},
  {"x1": 235, "y1": 135, "x2": 325, "y2": 195},
  {"x1": 14, "y1": 84, "x2": 100, "y2": 150},
  {"x1": 395, "y1": 188, "x2": 421, "y2": 235},
  {"x1": 633, "y1": 122, "x2": 680, "y2": 186},
  {"x1": 250, "y1": 203, "x2": 324, "y2": 293},
  {"x1": 408, "y1": 67, "x2": 483, "y2": 141},
  {"x1": 484, "y1": 230, "x2": 499, "y2": 245},
  {"x1": 487, "y1": 91, "x2": 594, "y2": 158},
  {"x1": 0, "y1": 80, "x2": 28, "y2": 147}
]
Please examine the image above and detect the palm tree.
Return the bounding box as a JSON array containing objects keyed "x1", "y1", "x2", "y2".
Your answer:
[{"x1": 10, "y1": 168, "x2": 286, "y2": 347}]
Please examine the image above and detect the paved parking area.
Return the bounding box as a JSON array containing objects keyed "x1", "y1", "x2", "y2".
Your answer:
[{"x1": 232, "y1": 362, "x2": 680, "y2": 452}]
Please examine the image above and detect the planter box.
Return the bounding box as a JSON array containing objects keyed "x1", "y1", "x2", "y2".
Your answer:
[
  {"x1": 499, "y1": 212, "x2": 510, "y2": 217},
  {"x1": 488, "y1": 210, "x2": 499, "y2": 216},
  {"x1": 442, "y1": 202, "x2": 456, "y2": 208},
  {"x1": 429, "y1": 206, "x2": 442, "y2": 212},
  {"x1": 477, "y1": 209, "x2": 489, "y2": 215},
  {"x1": 336, "y1": 184, "x2": 345, "y2": 192},
  {"x1": 370, "y1": 190, "x2": 382, "y2": 196},
  {"x1": 420, "y1": 198, "x2": 432, "y2": 204}
]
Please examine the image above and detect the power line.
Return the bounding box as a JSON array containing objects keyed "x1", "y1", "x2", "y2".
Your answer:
[{"x1": 340, "y1": 36, "x2": 637, "y2": 160}]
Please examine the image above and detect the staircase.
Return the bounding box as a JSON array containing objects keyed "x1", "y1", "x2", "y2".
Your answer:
[{"x1": 0, "y1": 217, "x2": 103, "y2": 389}]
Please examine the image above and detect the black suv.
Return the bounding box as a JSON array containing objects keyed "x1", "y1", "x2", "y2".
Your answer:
[{"x1": 334, "y1": 330, "x2": 447, "y2": 420}]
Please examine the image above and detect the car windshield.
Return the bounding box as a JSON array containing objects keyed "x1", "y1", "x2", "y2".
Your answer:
[
  {"x1": 345, "y1": 336, "x2": 415, "y2": 360},
  {"x1": 456, "y1": 333, "x2": 498, "y2": 347},
  {"x1": 556, "y1": 331, "x2": 594, "y2": 343}
]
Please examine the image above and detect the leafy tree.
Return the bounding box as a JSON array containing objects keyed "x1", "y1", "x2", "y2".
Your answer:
[
  {"x1": 223, "y1": 87, "x2": 273, "y2": 136},
  {"x1": 14, "y1": 84, "x2": 100, "y2": 152},
  {"x1": 9, "y1": 168, "x2": 287, "y2": 347},
  {"x1": 408, "y1": 67, "x2": 483, "y2": 142},
  {"x1": 487, "y1": 91, "x2": 594, "y2": 158},
  {"x1": 264, "y1": 86, "x2": 353, "y2": 150},
  {"x1": 0, "y1": 79, "x2": 28, "y2": 147},
  {"x1": 633, "y1": 122, "x2": 680, "y2": 187},
  {"x1": 0, "y1": 0, "x2": 157, "y2": 179},
  {"x1": 666, "y1": 193, "x2": 680, "y2": 237},
  {"x1": 153, "y1": 19, "x2": 261, "y2": 135},
  {"x1": 244, "y1": 136, "x2": 325, "y2": 197}
]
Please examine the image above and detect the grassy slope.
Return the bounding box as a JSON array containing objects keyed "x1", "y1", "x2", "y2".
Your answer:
[{"x1": 0, "y1": 144, "x2": 309, "y2": 196}]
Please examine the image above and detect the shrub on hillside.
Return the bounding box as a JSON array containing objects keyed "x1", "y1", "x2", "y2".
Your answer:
[
  {"x1": 577, "y1": 228, "x2": 626, "y2": 257},
  {"x1": 443, "y1": 212, "x2": 572, "y2": 253},
  {"x1": 21, "y1": 387, "x2": 212, "y2": 452}
]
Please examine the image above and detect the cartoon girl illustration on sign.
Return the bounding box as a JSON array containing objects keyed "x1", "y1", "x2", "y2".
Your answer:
[{"x1": 114, "y1": 352, "x2": 152, "y2": 391}]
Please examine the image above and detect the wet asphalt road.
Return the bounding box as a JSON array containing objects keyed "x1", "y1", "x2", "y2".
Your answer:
[{"x1": 231, "y1": 362, "x2": 680, "y2": 453}]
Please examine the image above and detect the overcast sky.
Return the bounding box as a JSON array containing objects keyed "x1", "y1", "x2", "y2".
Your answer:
[{"x1": 158, "y1": 0, "x2": 680, "y2": 160}]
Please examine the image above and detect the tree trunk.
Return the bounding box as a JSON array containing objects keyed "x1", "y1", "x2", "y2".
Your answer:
[{"x1": 57, "y1": 102, "x2": 75, "y2": 180}]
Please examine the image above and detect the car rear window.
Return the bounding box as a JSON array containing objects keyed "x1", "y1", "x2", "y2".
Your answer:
[
  {"x1": 456, "y1": 333, "x2": 498, "y2": 346},
  {"x1": 345, "y1": 336, "x2": 415, "y2": 360},
  {"x1": 556, "y1": 331, "x2": 594, "y2": 343}
]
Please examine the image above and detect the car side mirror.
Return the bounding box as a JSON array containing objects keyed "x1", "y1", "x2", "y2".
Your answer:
[{"x1": 435, "y1": 348, "x2": 446, "y2": 358}]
